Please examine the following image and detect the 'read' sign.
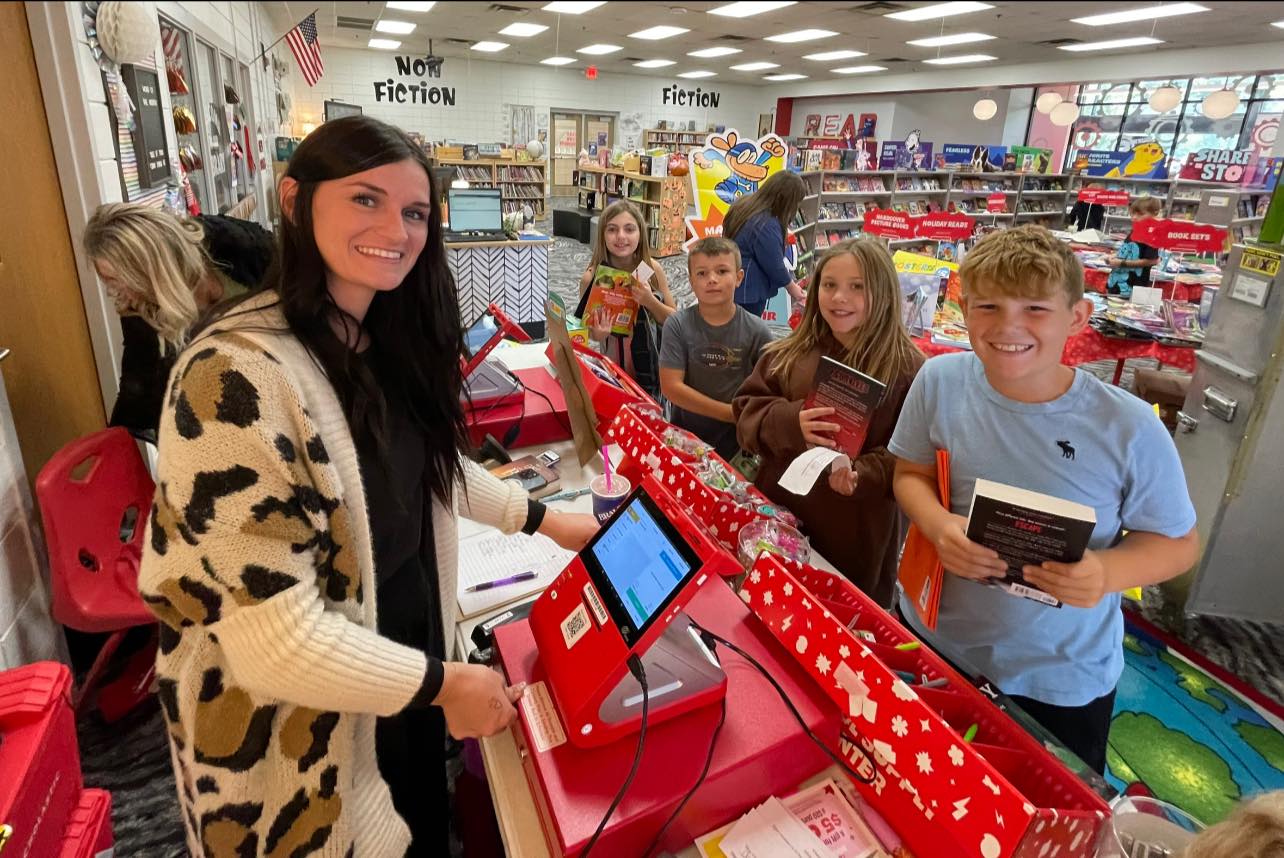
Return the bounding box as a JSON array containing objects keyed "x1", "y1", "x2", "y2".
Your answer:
[
  {"x1": 1077, "y1": 188, "x2": 1131, "y2": 205},
  {"x1": 1132, "y1": 217, "x2": 1228, "y2": 254},
  {"x1": 862, "y1": 209, "x2": 975, "y2": 241},
  {"x1": 916, "y1": 212, "x2": 975, "y2": 241}
]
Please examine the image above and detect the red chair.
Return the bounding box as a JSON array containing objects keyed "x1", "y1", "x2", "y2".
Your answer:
[{"x1": 36, "y1": 428, "x2": 156, "y2": 719}]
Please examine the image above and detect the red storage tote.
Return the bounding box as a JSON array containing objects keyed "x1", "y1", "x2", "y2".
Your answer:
[
  {"x1": 544, "y1": 340, "x2": 657, "y2": 430},
  {"x1": 0, "y1": 662, "x2": 84, "y2": 858},
  {"x1": 741, "y1": 555, "x2": 1111, "y2": 858},
  {"x1": 57, "y1": 789, "x2": 114, "y2": 858}
]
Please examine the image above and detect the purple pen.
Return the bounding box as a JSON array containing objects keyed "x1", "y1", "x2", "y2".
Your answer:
[{"x1": 466, "y1": 570, "x2": 539, "y2": 593}]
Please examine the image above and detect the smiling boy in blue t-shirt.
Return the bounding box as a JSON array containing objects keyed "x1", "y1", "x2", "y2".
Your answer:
[{"x1": 888, "y1": 225, "x2": 1199, "y2": 773}]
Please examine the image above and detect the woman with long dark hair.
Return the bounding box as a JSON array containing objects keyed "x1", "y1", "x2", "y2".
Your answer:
[
  {"x1": 722, "y1": 169, "x2": 807, "y2": 316},
  {"x1": 139, "y1": 116, "x2": 597, "y2": 856}
]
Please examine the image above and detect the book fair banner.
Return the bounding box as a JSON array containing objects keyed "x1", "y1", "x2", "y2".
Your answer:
[
  {"x1": 1076, "y1": 188, "x2": 1131, "y2": 205},
  {"x1": 684, "y1": 129, "x2": 788, "y2": 249},
  {"x1": 862, "y1": 209, "x2": 975, "y2": 241},
  {"x1": 1132, "y1": 217, "x2": 1228, "y2": 254}
]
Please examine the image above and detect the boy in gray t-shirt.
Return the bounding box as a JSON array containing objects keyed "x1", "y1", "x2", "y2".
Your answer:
[{"x1": 659, "y1": 237, "x2": 772, "y2": 459}]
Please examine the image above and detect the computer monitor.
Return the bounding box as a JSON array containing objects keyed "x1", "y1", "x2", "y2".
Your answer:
[
  {"x1": 582, "y1": 488, "x2": 703, "y2": 647},
  {"x1": 448, "y1": 188, "x2": 503, "y2": 233}
]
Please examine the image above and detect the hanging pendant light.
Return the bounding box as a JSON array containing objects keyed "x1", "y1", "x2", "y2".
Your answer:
[
  {"x1": 973, "y1": 97, "x2": 998, "y2": 120},
  {"x1": 1201, "y1": 87, "x2": 1240, "y2": 120},
  {"x1": 1148, "y1": 85, "x2": 1182, "y2": 113},
  {"x1": 1035, "y1": 91, "x2": 1064, "y2": 114},
  {"x1": 1050, "y1": 102, "x2": 1080, "y2": 127}
]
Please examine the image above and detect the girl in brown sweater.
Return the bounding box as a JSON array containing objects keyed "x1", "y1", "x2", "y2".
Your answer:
[{"x1": 734, "y1": 239, "x2": 924, "y2": 606}]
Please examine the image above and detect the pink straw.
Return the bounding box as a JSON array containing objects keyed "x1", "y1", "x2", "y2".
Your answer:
[{"x1": 602, "y1": 446, "x2": 613, "y2": 492}]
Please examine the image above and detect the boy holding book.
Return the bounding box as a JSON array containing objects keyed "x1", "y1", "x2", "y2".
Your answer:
[
  {"x1": 889, "y1": 225, "x2": 1198, "y2": 773},
  {"x1": 659, "y1": 237, "x2": 771, "y2": 459}
]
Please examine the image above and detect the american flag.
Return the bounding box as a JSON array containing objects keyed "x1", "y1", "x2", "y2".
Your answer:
[
  {"x1": 160, "y1": 24, "x2": 182, "y2": 67},
  {"x1": 286, "y1": 12, "x2": 324, "y2": 87}
]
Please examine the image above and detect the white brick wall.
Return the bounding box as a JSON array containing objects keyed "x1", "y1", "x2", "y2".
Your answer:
[{"x1": 287, "y1": 46, "x2": 768, "y2": 147}]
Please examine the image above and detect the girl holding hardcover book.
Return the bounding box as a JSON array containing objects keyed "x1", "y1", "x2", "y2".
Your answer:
[
  {"x1": 734, "y1": 239, "x2": 923, "y2": 606},
  {"x1": 576, "y1": 200, "x2": 675, "y2": 395}
]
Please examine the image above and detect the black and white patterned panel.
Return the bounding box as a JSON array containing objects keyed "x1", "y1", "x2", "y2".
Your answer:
[{"x1": 449, "y1": 244, "x2": 549, "y2": 325}]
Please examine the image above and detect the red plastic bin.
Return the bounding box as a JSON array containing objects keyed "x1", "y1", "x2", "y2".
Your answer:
[
  {"x1": 0, "y1": 662, "x2": 84, "y2": 858},
  {"x1": 544, "y1": 340, "x2": 657, "y2": 430},
  {"x1": 57, "y1": 789, "x2": 113, "y2": 858},
  {"x1": 741, "y1": 555, "x2": 1110, "y2": 858}
]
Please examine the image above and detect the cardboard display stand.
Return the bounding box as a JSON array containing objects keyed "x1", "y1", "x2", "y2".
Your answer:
[{"x1": 741, "y1": 554, "x2": 1111, "y2": 858}]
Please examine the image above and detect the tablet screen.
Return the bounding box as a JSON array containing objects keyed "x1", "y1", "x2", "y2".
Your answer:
[
  {"x1": 586, "y1": 489, "x2": 702, "y2": 644},
  {"x1": 463, "y1": 311, "x2": 499, "y2": 359}
]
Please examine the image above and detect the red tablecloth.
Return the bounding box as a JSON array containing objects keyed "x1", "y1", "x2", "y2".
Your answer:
[
  {"x1": 1084, "y1": 269, "x2": 1206, "y2": 302},
  {"x1": 913, "y1": 328, "x2": 1197, "y2": 382}
]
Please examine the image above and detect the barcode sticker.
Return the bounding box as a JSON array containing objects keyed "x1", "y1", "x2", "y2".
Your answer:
[
  {"x1": 583, "y1": 583, "x2": 609, "y2": 627},
  {"x1": 519, "y1": 681, "x2": 567, "y2": 753},
  {"x1": 561, "y1": 603, "x2": 591, "y2": 649}
]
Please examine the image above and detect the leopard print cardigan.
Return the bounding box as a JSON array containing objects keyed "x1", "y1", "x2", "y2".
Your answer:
[{"x1": 140, "y1": 293, "x2": 527, "y2": 856}]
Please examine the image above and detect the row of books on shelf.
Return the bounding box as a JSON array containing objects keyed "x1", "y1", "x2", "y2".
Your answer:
[
  {"x1": 894, "y1": 176, "x2": 945, "y2": 190},
  {"x1": 454, "y1": 165, "x2": 492, "y2": 183},
  {"x1": 498, "y1": 166, "x2": 543, "y2": 182},
  {"x1": 950, "y1": 199, "x2": 1006, "y2": 214},
  {"x1": 822, "y1": 176, "x2": 888, "y2": 192},
  {"x1": 500, "y1": 183, "x2": 544, "y2": 200},
  {"x1": 1017, "y1": 200, "x2": 1063, "y2": 213},
  {"x1": 815, "y1": 228, "x2": 862, "y2": 249},
  {"x1": 1239, "y1": 197, "x2": 1271, "y2": 217},
  {"x1": 955, "y1": 177, "x2": 1018, "y2": 191},
  {"x1": 1023, "y1": 179, "x2": 1067, "y2": 191},
  {"x1": 501, "y1": 200, "x2": 540, "y2": 214}
]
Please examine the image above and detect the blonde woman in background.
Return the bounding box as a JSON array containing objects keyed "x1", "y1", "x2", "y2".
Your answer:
[{"x1": 83, "y1": 204, "x2": 274, "y2": 440}]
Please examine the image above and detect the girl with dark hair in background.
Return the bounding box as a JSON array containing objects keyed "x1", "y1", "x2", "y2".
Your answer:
[
  {"x1": 723, "y1": 169, "x2": 807, "y2": 316},
  {"x1": 139, "y1": 115, "x2": 596, "y2": 857}
]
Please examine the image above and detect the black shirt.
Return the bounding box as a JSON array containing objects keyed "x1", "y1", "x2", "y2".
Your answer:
[{"x1": 356, "y1": 345, "x2": 445, "y2": 705}]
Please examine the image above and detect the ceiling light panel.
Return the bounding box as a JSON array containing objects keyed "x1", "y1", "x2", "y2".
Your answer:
[
  {"x1": 803, "y1": 49, "x2": 866, "y2": 61},
  {"x1": 764, "y1": 73, "x2": 807, "y2": 81},
  {"x1": 708, "y1": 1, "x2": 797, "y2": 17},
  {"x1": 689, "y1": 46, "x2": 743, "y2": 57},
  {"x1": 832, "y1": 65, "x2": 887, "y2": 74},
  {"x1": 885, "y1": 2, "x2": 993, "y2": 22},
  {"x1": 385, "y1": 1, "x2": 435, "y2": 11},
  {"x1": 907, "y1": 32, "x2": 994, "y2": 47},
  {"x1": 471, "y1": 41, "x2": 509, "y2": 52},
  {"x1": 729, "y1": 61, "x2": 779, "y2": 70},
  {"x1": 1071, "y1": 3, "x2": 1208, "y2": 26},
  {"x1": 541, "y1": 56, "x2": 576, "y2": 65},
  {"x1": 499, "y1": 22, "x2": 549, "y2": 37},
  {"x1": 766, "y1": 29, "x2": 837, "y2": 43},
  {"x1": 1059, "y1": 36, "x2": 1163, "y2": 51},
  {"x1": 368, "y1": 39, "x2": 401, "y2": 49},
  {"x1": 630, "y1": 25, "x2": 690, "y2": 39},
  {"x1": 634, "y1": 59, "x2": 676, "y2": 67},
  {"x1": 922, "y1": 53, "x2": 996, "y2": 64},
  {"x1": 677, "y1": 70, "x2": 718, "y2": 78},
  {"x1": 375, "y1": 20, "x2": 415, "y2": 34},
  {"x1": 543, "y1": 1, "x2": 606, "y2": 14},
  {"x1": 577, "y1": 43, "x2": 622, "y2": 55}
]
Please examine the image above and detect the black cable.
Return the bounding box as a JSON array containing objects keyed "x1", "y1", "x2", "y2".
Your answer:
[
  {"x1": 579, "y1": 655, "x2": 648, "y2": 858},
  {"x1": 521, "y1": 378, "x2": 575, "y2": 436},
  {"x1": 687, "y1": 621, "x2": 877, "y2": 786},
  {"x1": 642, "y1": 693, "x2": 727, "y2": 858}
]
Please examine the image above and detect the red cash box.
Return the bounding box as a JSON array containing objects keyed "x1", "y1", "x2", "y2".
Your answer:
[{"x1": 0, "y1": 662, "x2": 84, "y2": 858}]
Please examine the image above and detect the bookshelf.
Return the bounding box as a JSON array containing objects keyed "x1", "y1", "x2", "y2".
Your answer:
[
  {"x1": 435, "y1": 158, "x2": 548, "y2": 216},
  {"x1": 573, "y1": 165, "x2": 688, "y2": 256},
  {"x1": 644, "y1": 128, "x2": 705, "y2": 154}
]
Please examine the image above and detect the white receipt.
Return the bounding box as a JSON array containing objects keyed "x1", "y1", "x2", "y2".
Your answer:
[
  {"x1": 778, "y1": 447, "x2": 851, "y2": 495},
  {"x1": 719, "y1": 797, "x2": 832, "y2": 858},
  {"x1": 632, "y1": 259, "x2": 656, "y2": 285},
  {"x1": 519, "y1": 681, "x2": 567, "y2": 753}
]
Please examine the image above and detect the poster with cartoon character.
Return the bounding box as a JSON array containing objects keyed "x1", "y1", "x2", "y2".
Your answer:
[
  {"x1": 684, "y1": 128, "x2": 789, "y2": 247},
  {"x1": 1072, "y1": 140, "x2": 1170, "y2": 179}
]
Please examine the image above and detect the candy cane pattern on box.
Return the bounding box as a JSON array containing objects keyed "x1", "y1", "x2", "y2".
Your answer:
[{"x1": 741, "y1": 555, "x2": 1108, "y2": 858}]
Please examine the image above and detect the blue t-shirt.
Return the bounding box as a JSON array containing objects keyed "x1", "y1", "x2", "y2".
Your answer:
[{"x1": 888, "y1": 353, "x2": 1196, "y2": 706}]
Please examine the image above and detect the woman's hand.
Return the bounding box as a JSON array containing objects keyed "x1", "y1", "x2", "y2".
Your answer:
[
  {"x1": 587, "y1": 307, "x2": 613, "y2": 343},
  {"x1": 435, "y1": 662, "x2": 525, "y2": 740},
  {"x1": 786, "y1": 280, "x2": 805, "y2": 301},
  {"x1": 800, "y1": 406, "x2": 840, "y2": 448},
  {"x1": 930, "y1": 514, "x2": 1007, "y2": 582},
  {"x1": 538, "y1": 510, "x2": 599, "y2": 552}
]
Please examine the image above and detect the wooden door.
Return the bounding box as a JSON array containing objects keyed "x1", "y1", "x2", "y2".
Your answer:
[
  {"x1": 0, "y1": 2, "x2": 106, "y2": 482},
  {"x1": 551, "y1": 111, "x2": 580, "y2": 195}
]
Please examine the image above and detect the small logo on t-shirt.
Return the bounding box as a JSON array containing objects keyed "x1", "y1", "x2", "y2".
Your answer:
[
  {"x1": 1056, "y1": 439, "x2": 1076, "y2": 460},
  {"x1": 694, "y1": 344, "x2": 743, "y2": 370}
]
